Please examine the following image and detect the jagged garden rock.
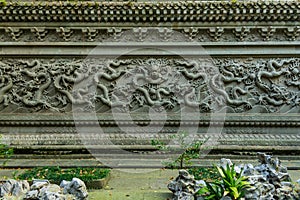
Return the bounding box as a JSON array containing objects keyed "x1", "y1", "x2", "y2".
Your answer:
[
  {"x1": 242, "y1": 153, "x2": 299, "y2": 200},
  {"x1": 168, "y1": 169, "x2": 202, "y2": 200},
  {"x1": 24, "y1": 178, "x2": 88, "y2": 200},
  {"x1": 61, "y1": 178, "x2": 88, "y2": 200},
  {"x1": 169, "y1": 153, "x2": 300, "y2": 200},
  {"x1": 0, "y1": 178, "x2": 88, "y2": 200},
  {"x1": 0, "y1": 179, "x2": 29, "y2": 199},
  {"x1": 30, "y1": 179, "x2": 50, "y2": 190}
]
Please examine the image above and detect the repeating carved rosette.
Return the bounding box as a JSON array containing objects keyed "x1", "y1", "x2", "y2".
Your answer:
[
  {"x1": 0, "y1": 26, "x2": 299, "y2": 42},
  {"x1": 0, "y1": 57, "x2": 299, "y2": 114}
]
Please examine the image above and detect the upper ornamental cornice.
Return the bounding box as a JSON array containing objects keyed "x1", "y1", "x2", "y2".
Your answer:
[{"x1": 0, "y1": 1, "x2": 299, "y2": 23}]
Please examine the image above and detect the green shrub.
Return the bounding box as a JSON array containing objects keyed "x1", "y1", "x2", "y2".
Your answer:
[
  {"x1": 199, "y1": 181, "x2": 225, "y2": 200},
  {"x1": 151, "y1": 132, "x2": 207, "y2": 169},
  {"x1": 198, "y1": 164, "x2": 251, "y2": 200},
  {"x1": 0, "y1": 135, "x2": 14, "y2": 166},
  {"x1": 16, "y1": 166, "x2": 110, "y2": 183}
]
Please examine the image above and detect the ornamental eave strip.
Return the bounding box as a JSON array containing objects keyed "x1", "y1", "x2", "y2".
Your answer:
[{"x1": 0, "y1": 1, "x2": 299, "y2": 23}]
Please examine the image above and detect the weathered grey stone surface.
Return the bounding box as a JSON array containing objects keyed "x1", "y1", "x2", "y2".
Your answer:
[
  {"x1": 242, "y1": 153, "x2": 299, "y2": 200},
  {"x1": 0, "y1": 179, "x2": 29, "y2": 199},
  {"x1": 61, "y1": 178, "x2": 88, "y2": 200},
  {"x1": 24, "y1": 189, "x2": 39, "y2": 199},
  {"x1": 30, "y1": 179, "x2": 50, "y2": 190},
  {"x1": 168, "y1": 170, "x2": 201, "y2": 200},
  {"x1": 38, "y1": 184, "x2": 67, "y2": 200},
  {"x1": 23, "y1": 178, "x2": 88, "y2": 200}
]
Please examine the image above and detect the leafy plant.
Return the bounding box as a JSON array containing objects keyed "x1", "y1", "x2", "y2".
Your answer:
[
  {"x1": 198, "y1": 164, "x2": 251, "y2": 200},
  {"x1": 0, "y1": 134, "x2": 14, "y2": 166},
  {"x1": 199, "y1": 181, "x2": 224, "y2": 200},
  {"x1": 217, "y1": 164, "x2": 250, "y2": 199},
  {"x1": 16, "y1": 166, "x2": 110, "y2": 183},
  {"x1": 151, "y1": 132, "x2": 207, "y2": 169}
]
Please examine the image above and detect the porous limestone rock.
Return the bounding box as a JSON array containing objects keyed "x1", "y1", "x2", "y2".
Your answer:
[
  {"x1": 0, "y1": 179, "x2": 29, "y2": 198},
  {"x1": 218, "y1": 153, "x2": 299, "y2": 200},
  {"x1": 30, "y1": 179, "x2": 50, "y2": 190},
  {"x1": 24, "y1": 178, "x2": 88, "y2": 200},
  {"x1": 59, "y1": 180, "x2": 70, "y2": 188},
  {"x1": 39, "y1": 184, "x2": 61, "y2": 199},
  {"x1": 24, "y1": 180, "x2": 65, "y2": 200},
  {"x1": 193, "y1": 153, "x2": 300, "y2": 200},
  {"x1": 24, "y1": 189, "x2": 39, "y2": 199},
  {"x1": 61, "y1": 178, "x2": 88, "y2": 200},
  {"x1": 242, "y1": 153, "x2": 300, "y2": 199},
  {"x1": 168, "y1": 169, "x2": 201, "y2": 200}
]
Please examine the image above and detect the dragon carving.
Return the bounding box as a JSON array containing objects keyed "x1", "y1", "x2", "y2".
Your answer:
[{"x1": 0, "y1": 58, "x2": 298, "y2": 113}]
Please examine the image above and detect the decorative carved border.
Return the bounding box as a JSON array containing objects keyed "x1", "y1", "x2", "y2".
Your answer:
[
  {"x1": 0, "y1": 26, "x2": 300, "y2": 42},
  {"x1": 2, "y1": 133, "x2": 300, "y2": 148},
  {"x1": 0, "y1": 1, "x2": 299, "y2": 23}
]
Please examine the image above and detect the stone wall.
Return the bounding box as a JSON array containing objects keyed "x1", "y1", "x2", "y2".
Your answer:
[{"x1": 0, "y1": 1, "x2": 299, "y2": 161}]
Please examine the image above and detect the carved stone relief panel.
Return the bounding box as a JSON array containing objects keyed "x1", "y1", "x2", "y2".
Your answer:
[
  {"x1": 0, "y1": 57, "x2": 299, "y2": 114},
  {"x1": 0, "y1": 27, "x2": 299, "y2": 43}
]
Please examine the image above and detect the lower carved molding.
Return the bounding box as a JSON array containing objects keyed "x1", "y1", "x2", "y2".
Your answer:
[
  {"x1": 0, "y1": 113, "x2": 299, "y2": 152},
  {"x1": 2, "y1": 133, "x2": 300, "y2": 149}
]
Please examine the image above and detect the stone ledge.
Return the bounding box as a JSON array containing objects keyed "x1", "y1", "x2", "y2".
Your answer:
[
  {"x1": 1, "y1": 157, "x2": 300, "y2": 169},
  {"x1": 1, "y1": 43, "x2": 300, "y2": 56}
]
